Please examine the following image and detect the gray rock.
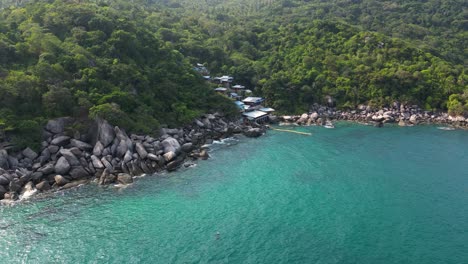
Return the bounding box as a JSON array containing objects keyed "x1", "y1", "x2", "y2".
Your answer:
[
  {"x1": 0, "y1": 150, "x2": 9, "y2": 168},
  {"x1": 181, "y1": 143, "x2": 194, "y2": 153},
  {"x1": 244, "y1": 128, "x2": 262, "y2": 138},
  {"x1": 123, "y1": 150, "x2": 133, "y2": 163},
  {"x1": 102, "y1": 147, "x2": 111, "y2": 156},
  {"x1": 99, "y1": 168, "x2": 116, "y2": 185},
  {"x1": 160, "y1": 128, "x2": 180, "y2": 136},
  {"x1": 55, "y1": 156, "x2": 71, "y2": 175},
  {"x1": 167, "y1": 157, "x2": 184, "y2": 171},
  {"x1": 100, "y1": 157, "x2": 113, "y2": 172},
  {"x1": 121, "y1": 162, "x2": 130, "y2": 174},
  {"x1": 54, "y1": 175, "x2": 69, "y2": 186},
  {"x1": 31, "y1": 171, "x2": 44, "y2": 182},
  {"x1": 20, "y1": 157, "x2": 33, "y2": 168},
  {"x1": 9, "y1": 178, "x2": 21, "y2": 192},
  {"x1": 116, "y1": 140, "x2": 128, "y2": 158},
  {"x1": 140, "y1": 161, "x2": 152, "y2": 174},
  {"x1": 45, "y1": 119, "x2": 65, "y2": 134},
  {"x1": 60, "y1": 179, "x2": 88, "y2": 190},
  {"x1": 162, "y1": 137, "x2": 181, "y2": 154},
  {"x1": 69, "y1": 147, "x2": 82, "y2": 157},
  {"x1": 51, "y1": 136, "x2": 70, "y2": 146},
  {"x1": 70, "y1": 139, "x2": 93, "y2": 150},
  {"x1": 36, "y1": 180, "x2": 51, "y2": 191},
  {"x1": 48, "y1": 145, "x2": 60, "y2": 154},
  {"x1": 91, "y1": 155, "x2": 104, "y2": 169},
  {"x1": 129, "y1": 160, "x2": 144, "y2": 176},
  {"x1": 69, "y1": 166, "x2": 89, "y2": 179},
  {"x1": 40, "y1": 148, "x2": 51, "y2": 162},
  {"x1": 98, "y1": 120, "x2": 115, "y2": 147},
  {"x1": 32, "y1": 162, "x2": 42, "y2": 170},
  {"x1": 93, "y1": 141, "x2": 104, "y2": 157},
  {"x1": 147, "y1": 153, "x2": 159, "y2": 161},
  {"x1": 17, "y1": 170, "x2": 32, "y2": 185},
  {"x1": 22, "y1": 147, "x2": 38, "y2": 160},
  {"x1": 59, "y1": 149, "x2": 81, "y2": 166},
  {"x1": 7, "y1": 155, "x2": 18, "y2": 169},
  {"x1": 117, "y1": 173, "x2": 133, "y2": 184},
  {"x1": 38, "y1": 163, "x2": 55, "y2": 175},
  {"x1": 195, "y1": 119, "x2": 205, "y2": 127},
  {"x1": 0, "y1": 175, "x2": 10, "y2": 185},
  {"x1": 135, "y1": 142, "x2": 148, "y2": 159}
]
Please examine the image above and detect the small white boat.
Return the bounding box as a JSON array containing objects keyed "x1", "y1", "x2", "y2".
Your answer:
[
  {"x1": 324, "y1": 121, "x2": 335, "y2": 129},
  {"x1": 437, "y1": 127, "x2": 455, "y2": 131}
]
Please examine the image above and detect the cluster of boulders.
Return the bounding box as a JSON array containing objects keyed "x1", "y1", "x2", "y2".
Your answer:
[
  {"x1": 0, "y1": 113, "x2": 267, "y2": 202},
  {"x1": 279, "y1": 103, "x2": 468, "y2": 128}
]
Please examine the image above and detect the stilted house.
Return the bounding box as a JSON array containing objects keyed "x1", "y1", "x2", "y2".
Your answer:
[
  {"x1": 242, "y1": 97, "x2": 265, "y2": 108},
  {"x1": 214, "y1": 87, "x2": 227, "y2": 94},
  {"x1": 242, "y1": 110, "x2": 269, "y2": 123},
  {"x1": 213, "y1": 75, "x2": 233, "y2": 88}
]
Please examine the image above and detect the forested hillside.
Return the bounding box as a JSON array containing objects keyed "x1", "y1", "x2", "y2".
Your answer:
[
  {"x1": 0, "y1": 0, "x2": 467, "y2": 147},
  {"x1": 0, "y1": 0, "x2": 237, "y2": 148}
]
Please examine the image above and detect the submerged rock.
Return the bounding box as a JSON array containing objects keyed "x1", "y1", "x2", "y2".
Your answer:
[
  {"x1": 54, "y1": 175, "x2": 70, "y2": 186},
  {"x1": 117, "y1": 173, "x2": 133, "y2": 184}
]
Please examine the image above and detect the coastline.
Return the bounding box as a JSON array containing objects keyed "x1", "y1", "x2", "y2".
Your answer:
[
  {"x1": 1, "y1": 103, "x2": 466, "y2": 205},
  {"x1": 276, "y1": 104, "x2": 467, "y2": 129},
  {"x1": 0, "y1": 114, "x2": 267, "y2": 205}
]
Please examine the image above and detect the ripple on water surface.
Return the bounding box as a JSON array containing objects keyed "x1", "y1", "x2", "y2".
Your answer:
[{"x1": 0, "y1": 124, "x2": 467, "y2": 264}]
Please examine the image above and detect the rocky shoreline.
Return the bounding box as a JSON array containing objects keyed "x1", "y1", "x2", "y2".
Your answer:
[
  {"x1": 2, "y1": 103, "x2": 466, "y2": 204},
  {"x1": 0, "y1": 114, "x2": 267, "y2": 204},
  {"x1": 278, "y1": 103, "x2": 468, "y2": 128}
]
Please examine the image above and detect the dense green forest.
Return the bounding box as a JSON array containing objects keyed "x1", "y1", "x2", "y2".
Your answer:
[{"x1": 0, "y1": 0, "x2": 467, "y2": 147}]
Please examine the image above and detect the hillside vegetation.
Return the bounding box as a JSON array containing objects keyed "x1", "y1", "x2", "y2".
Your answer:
[{"x1": 0, "y1": 0, "x2": 467, "y2": 147}]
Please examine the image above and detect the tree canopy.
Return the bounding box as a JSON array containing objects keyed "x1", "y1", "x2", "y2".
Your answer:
[{"x1": 0, "y1": 0, "x2": 467, "y2": 147}]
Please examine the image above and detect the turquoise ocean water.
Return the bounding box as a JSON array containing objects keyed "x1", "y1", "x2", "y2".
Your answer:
[{"x1": 0, "y1": 124, "x2": 467, "y2": 264}]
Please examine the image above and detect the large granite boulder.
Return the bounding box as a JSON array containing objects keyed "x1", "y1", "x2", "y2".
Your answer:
[
  {"x1": 135, "y1": 142, "x2": 148, "y2": 159},
  {"x1": 51, "y1": 136, "x2": 71, "y2": 146},
  {"x1": 22, "y1": 148, "x2": 38, "y2": 160},
  {"x1": 59, "y1": 149, "x2": 81, "y2": 166},
  {"x1": 115, "y1": 140, "x2": 128, "y2": 158},
  {"x1": 9, "y1": 178, "x2": 21, "y2": 193},
  {"x1": 117, "y1": 173, "x2": 133, "y2": 184},
  {"x1": 162, "y1": 137, "x2": 181, "y2": 154},
  {"x1": 244, "y1": 128, "x2": 263, "y2": 138},
  {"x1": 98, "y1": 120, "x2": 115, "y2": 147},
  {"x1": 93, "y1": 141, "x2": 104, "y2": 157},
  {"x1": 45, "y1": 118, "x2": 65, "y2": 134},
  {"x1": 55, "y1": 156, "x2": 71, "y2": 175},
  {"x1": 296, "y1": 113, "x2": 309, "y2": 124},
  {"x1": 181, "y1": 143, "x2": 193, "y2": 153},
  {"x1": 0, "y1": 150, "x2": 8, "y2": 168},
  {"x1": 38, "y1": 163, "x2": 55, "y2": 175},
  {"x1": 36, "y1": 180, "x2": 51, "y2": 191},
  {"x1": 54, "y1": 175, "x2": 69, "y2": 186},
  {"x1": 70, "y1": 139, "x2": 93, "y2": 151},
  {"x1": 0, "y1": 175, "x2": 10, "y2": 185},
  {"x1": 91, "y1": 155, "x2": 104, "y2": 169},
  {"x1": 69, "y1": 166, "x2": 89, "y2": 179}
]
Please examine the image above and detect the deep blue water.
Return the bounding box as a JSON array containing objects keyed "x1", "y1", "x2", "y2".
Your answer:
[{"x1": 1, "y1": 124, "x2": 467, "y2": 263}]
